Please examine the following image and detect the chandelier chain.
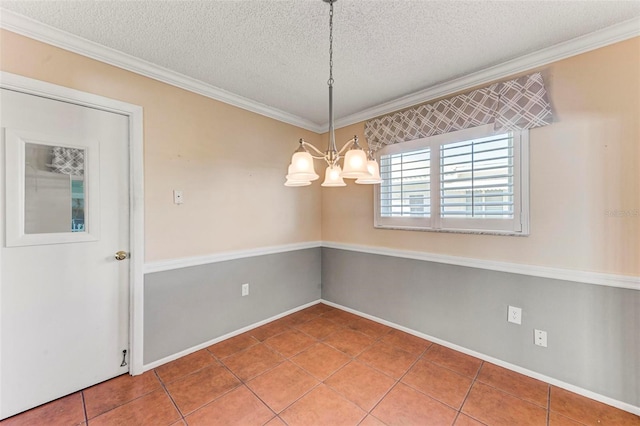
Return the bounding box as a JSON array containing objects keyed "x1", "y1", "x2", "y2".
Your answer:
[{"x1": 328, "y1": 0, "x2": 334, "y2": 87}]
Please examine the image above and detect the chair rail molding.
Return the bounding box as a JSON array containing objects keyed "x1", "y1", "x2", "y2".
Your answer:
[
  {"x1": 143, "y1": 240, "x2": 638, "y2": 290},
  {"x1": 322, "y1": 242, "x2": 640, "y2": 291}
]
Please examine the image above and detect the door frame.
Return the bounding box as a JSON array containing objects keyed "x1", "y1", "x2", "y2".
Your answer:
[{"x1": 0, "y1": 72, "x2": 145, "y2": 376}]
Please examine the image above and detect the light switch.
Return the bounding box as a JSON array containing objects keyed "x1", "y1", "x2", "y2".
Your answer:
[{"x1": 173, "y1": 190, "x2": 184, "y2": 205}]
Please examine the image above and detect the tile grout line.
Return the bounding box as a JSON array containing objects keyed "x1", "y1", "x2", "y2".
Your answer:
[
  {"x1": 194, "y1": 306, "x2": 569, "y2": 425},
  {"x1": 15, "y1": 303, "x2": 635, "y2": 426},
  {"x1": 206, "y1": 337, "x2": 262, "y2": 362},
  {"x1": 196, "y1": 306, "x2": 627, "y2": 424},
  {"x1": 211, "y1": 345, "x2": 284, "y2": 421},
  {"x1": 367, "y1": 342, "x2": 480, "y2": 417},
  {"x1": 238, "y1": 343, "x2": 301, "y2": 416},
  {"x1": 151, "y1": 350, "x2": 236, "y2": 420},
  {"x1": 182, "y1": 351, "x2": 260, "y2": 419},
  {"x1": 149, "y1": 307, "x2": 332, "y2": 424},
  {"x1": 258, "y1": 378, "x2": 323, "y2": 420},
  {"x1": 316, "y1": 313, "x2": 454, "y2": 422},
  {"x1": 461, "y1": 364, "x2": 553, "y2": 418},
  {"x1": 210, "y1": 340, "x2": 289, "y2": 383},
  {"x1": 246, "y1": 310, "x2": 339, "y2": 419},
  {"x1": 327, "y1": 306, "x2": 628, "y2": 424},
  {"x1": 80, "y1": 391, "x2": 88, "y2": 425},
  {"x1": 225, "y1": 308, "x2": 380, "y2": 422},
  {"x1": 192, "y1": 305, "x2": 625, "y2": 425},
  {"x1": 233, "y1": 324, "x2": 331, "y2": 423},
  {"x1": 364, "y1": 342, "x2": 433, "y2": 420},
  {"x1": 82, "y1": 378, "x2": 167, "y2": 423},
  {"x1": 208, "y1": 339, "x2": 260, "y2": 359},
  {"x1": 451, "y1": 411, "x2": 462, "y2": 425},
  {"x1": 250, "y1": 307, "x2": 563, "y2": 423},
  {"x1": 153, "y1": 369, "x2": 185, "y2": 423},
  {"x1": 458, "y1": 359, "x2": 485, "y2": 424},
  {"x1": 157, "y1": 349, "x2": 222, "y2": 389},
  {"x1": 471, "y1": 374, "x2": 551, "y2": 410},
  {"x1": 546, "y1": 386, "x2": 551, "y2": 426}
]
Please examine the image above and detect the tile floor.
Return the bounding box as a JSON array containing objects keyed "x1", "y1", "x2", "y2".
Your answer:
[{"x1": 2, "y1": 303, "x2": 638, "y2": 426}]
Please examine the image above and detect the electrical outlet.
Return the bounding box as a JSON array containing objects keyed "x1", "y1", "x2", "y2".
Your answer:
[
  {"x1": 507, "y1": 306, "x2": 522, "y2": 325},
  {"x1": 534, "y1": 329, "x2": 547, "y2": 347},
  {"x1": 241, "y1": 283, "x2": 249, "y2": 297}
]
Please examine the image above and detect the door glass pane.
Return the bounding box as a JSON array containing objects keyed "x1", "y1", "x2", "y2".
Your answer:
[{"x1": 24, "y1": 143, "x2": 86, "y2": 234}]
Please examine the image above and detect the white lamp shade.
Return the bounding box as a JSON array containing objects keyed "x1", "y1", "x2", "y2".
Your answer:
[
  {"x1": 285, "y1": 164, "x2": 311, "y2": 185},
  {"x1": 290, "y1": 151, "x2": 313, "y2": 173},
  {"x1": 286, "y1": 170, "x2": 317, "y2": 181},
  {"x1": 341, "y1": 149, "x2": 371, "y2": 178},
  {"x1": 287, "y1": 153, "x2": 319, "y2": 181},
  {"x1": 356, "y1": 159, "x2": 383, "y2": 184},
  {"x1": 321, "y1": 165, "x2": 347, "y2": 187},
  {"x1": 285, "y1": 179, "x2": 312, "y2": 187}
]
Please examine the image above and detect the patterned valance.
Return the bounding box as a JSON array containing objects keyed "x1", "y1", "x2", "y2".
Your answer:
[
  {"x1": 365, "y1": 72, "x2": 553, "y2": 151},
  {"x1": 50, "y1": 147, "x2": 84, "y2": 177}
]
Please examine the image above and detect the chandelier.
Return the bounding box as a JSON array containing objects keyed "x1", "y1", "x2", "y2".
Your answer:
[{"x1": 285, "y1": 0, "x2": 382, "y2": 187}]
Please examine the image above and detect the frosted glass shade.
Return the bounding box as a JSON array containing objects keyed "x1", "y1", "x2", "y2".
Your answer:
[
  {"x1": 285, "y1": 164, "x2": 311, "y2": 186},
  {"x1": 341, "y1": 149, "x2": 371, "y2": 179},
  {"x1": 284, "y1": 179, "x2": 312, "y2": 187},
  {"x1": 321, "y1": 165, "x2": 347, "y2": 187},
  {"x1": 287, "y1": 152, "x2": 319, "y2": 181},
  {"x1": 356, "y1": 159, "x2": 382, "y2": 184}
]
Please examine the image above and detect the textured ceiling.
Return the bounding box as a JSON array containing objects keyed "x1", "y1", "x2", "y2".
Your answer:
[{"x1": 2, "y1": 1, "x2": 640, "y2": 127}]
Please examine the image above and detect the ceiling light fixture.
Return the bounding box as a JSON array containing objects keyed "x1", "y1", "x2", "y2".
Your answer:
[{"x1": 285, "y1": 0, "x2": 382, "y2": 187}]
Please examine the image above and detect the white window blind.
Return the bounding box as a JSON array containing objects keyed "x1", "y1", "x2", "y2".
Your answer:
[
  {"x1": 440, "y1": 133, "x2": 514, "y2": 219},
  {"x1": 379, "y1": 148, "x2": 430, "y2": 218},
  {"x1": 374, "y1": 124, "x2": 528, "y2": 235},
  {"x1": 377, "y1": 147, "x2": 432, "y2": 227}
]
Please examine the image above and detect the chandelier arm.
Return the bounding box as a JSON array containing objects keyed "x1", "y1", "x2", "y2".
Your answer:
[{"x1": 301, "y1": 140, "x2": 327, "y2": 157}]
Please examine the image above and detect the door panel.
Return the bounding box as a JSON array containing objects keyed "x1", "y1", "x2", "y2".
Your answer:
[{"x1": 0, "y1": 88, "x2": 130, "y2": 419}]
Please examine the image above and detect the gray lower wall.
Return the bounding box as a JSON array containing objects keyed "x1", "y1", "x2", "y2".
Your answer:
[
  {"x1": 144, "y1": 248, "x2": 321, "y2": 364},
  {"x1": 322, "y1": 247, "x2": 640, "y2": 407}
]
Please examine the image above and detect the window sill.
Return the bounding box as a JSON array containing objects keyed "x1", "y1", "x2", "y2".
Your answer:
[{"x1": 373, "y1": 224, "x2": 529, "y2": 237}]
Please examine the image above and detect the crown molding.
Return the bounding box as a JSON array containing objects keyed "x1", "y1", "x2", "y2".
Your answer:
[
  {"x1": 2, "y1": 9, "x2": 638, "y2": 135},
  {"x1": 331, "y1": 17, "x2": 640, "y2": 130},
  {"x1": 0, "y1": 9, "x2": 325, "y2": 133}
]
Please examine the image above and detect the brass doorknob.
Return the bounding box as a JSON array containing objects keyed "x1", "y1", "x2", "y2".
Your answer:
[{"x1": 115, "y1": 251, "x2": 128, "y2": 261}]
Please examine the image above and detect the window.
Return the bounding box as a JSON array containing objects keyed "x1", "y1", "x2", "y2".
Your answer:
[
  {"x1": 375, "y1": 124, "x2": 528, "y2": 235},
  {"x1": 379, "y1": 148, "x2": 430, "y2": 220}
]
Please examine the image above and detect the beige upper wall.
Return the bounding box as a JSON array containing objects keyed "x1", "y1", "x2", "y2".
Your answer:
[
  {"x1": 323, "y1": 38, "x2": 640, "y2": 276},
  {"x1": 0, "y1": 30, "x2": 322, "y2": 262},
  {"x1": 1, "y1": 30, "x2": 638, "y2": 274}
]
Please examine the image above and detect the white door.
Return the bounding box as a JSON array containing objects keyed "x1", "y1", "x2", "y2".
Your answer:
[{"x1": 0, "y1": 88, "x2": 130, "y2": 419}]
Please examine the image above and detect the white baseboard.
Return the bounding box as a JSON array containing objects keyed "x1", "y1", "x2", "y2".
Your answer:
[
  {"x1": 320, "y1": 299, "x2": 640, "y2": 416},
  {"x1": 140, "y1": 296, "x2": 639, "y2": 416},
  {"x1": 141, "y1": 299, "x2": 321, "y2": 371}
]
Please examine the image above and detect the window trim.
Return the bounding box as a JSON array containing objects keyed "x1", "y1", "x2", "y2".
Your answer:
[{"x1": 374, "y1": 124, "x2": 529, "y2": 236}]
